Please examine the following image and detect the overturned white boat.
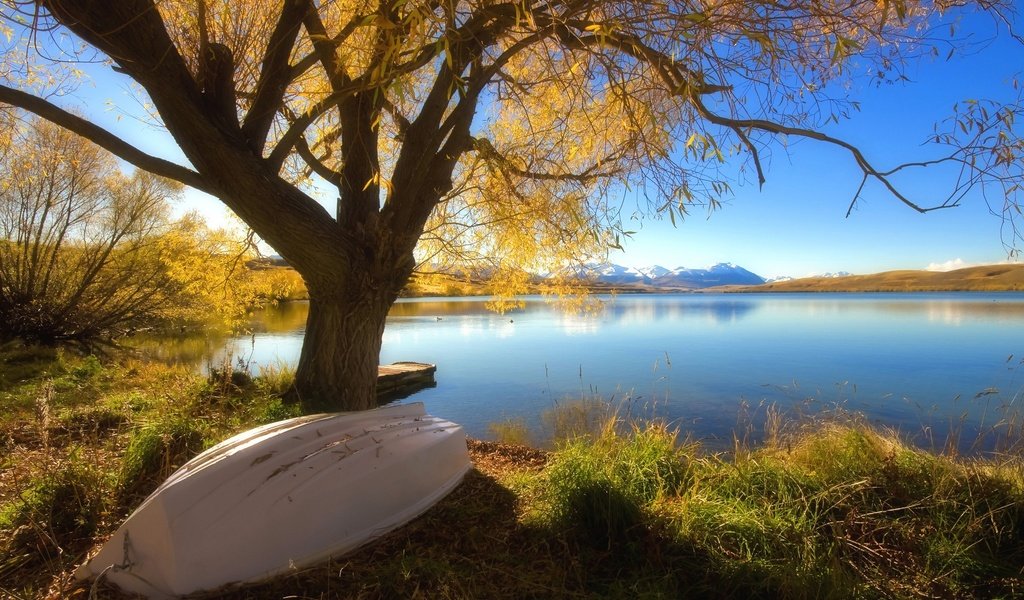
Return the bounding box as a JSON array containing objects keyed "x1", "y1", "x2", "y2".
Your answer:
[{"x1": 76, "y1": 402, "x2": 471, "y2": 598}]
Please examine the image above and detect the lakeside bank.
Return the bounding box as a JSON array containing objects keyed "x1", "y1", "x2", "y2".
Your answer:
[{"x1": 2, "y1": 348, "x2": 1023, "y2": 599}]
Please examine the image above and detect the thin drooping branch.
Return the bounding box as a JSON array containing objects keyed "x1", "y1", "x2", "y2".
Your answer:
[
  {"x1": 562, "y1": 24, "x2": 945, "y2": 214},
  {"x1": 0, "y1": 83, "x2": 212, "y2": 193},
  {"x1": 731, "y1": 125, "x2": 767, "y2": 189},
  {"x1": 472, "y1": 136, "x2": 623, "y2": 182}
]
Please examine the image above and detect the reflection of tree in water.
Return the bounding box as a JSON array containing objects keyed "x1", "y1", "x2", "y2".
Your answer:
[
  {"x1": 131, "y1": 332, "x2": 226, "y2": 367},
  {"x1": 250, "y1": 301, "x2": 312, "y2": 333},
  {"x1": 388, "y1": 296, "x2": 760, "y2": 325},
  {"x1": 131, "y1": 301, "x2": 313, "y2": 367},
  {"x1": 606, "y1": 298, "x2": 760, "y2": 325},
  {"x1": 232, "y1": 295, "x2": 1024, "y2": 331},
  {"x1": 388, "y1": 299, "x2": 528, "y2": 318}
]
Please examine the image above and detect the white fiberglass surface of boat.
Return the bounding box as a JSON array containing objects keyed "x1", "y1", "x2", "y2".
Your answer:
[{"x1": 75, "y1": 402, "x2": 471, "y2": 598}]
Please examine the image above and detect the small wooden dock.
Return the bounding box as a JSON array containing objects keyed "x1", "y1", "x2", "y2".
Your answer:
[{"x1": 377, "y1": 362, "x2": 436, "y2": 401}]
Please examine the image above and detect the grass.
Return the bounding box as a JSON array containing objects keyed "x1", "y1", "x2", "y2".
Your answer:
[
  {"x1": 0, "y1": 346, "x2": 301, "y2": 598},
  {"x1": 488, "y1": 416, "x2": 532, "y2": 446},
  {"x1": 730, "y1": 263, "x2": 1024, "y2": 292},
  {"x1": 1, "y1": 348, "x2": 1023, "y2": 599}
]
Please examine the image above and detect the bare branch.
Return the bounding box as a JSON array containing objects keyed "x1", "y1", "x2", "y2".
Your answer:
[
  {"x1": 295, "y1": 135, "x2": 342, "y2": 187},
  {"x1": 691, "y1": 96, "x2": 940, "y2": 214}
]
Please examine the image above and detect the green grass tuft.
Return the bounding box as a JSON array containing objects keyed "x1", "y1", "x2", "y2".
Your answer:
[
  {"x1": 541, "y1": 397, "x2": 615, "y2": 442},
  {"x1": 254, "y1": 360, "x2": 297, "y2": 397},
  {"x1": 544, "y1": 420, "x2": 690, "y2": 548},
  {"x1": 118, "y1": 415, "x2": 210, "y2": 505}
]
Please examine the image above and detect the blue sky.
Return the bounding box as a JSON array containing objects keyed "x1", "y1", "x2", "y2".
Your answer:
[
  {"x1": 61, "y1": 9, "x2": 1023, "y2": 281},
  {"x1": 609, "y1": 15, "x2": 1024, "y2": 279}
]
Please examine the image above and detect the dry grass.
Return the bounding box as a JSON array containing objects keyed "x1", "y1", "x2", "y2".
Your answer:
[{"x1": 729, "y1": 263, "x2": 1024, "y2": 292}]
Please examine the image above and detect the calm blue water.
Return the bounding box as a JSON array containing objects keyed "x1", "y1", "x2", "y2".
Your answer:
[{"x1": 216, "y1": 293, "x2": 1024, "y2": 451}]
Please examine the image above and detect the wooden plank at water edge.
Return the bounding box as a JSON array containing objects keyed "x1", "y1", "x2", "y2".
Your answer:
[{"x1": 377, "y1": 362, "x2": 437, "y2": 401}]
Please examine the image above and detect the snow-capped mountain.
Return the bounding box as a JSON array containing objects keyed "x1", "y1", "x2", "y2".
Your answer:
[
  {"x1": 583, "y1": 262, "x2": 766, "y2": 289},
  {"x1": 636, "y1": 265, "x2": 671, "y2": 279},
  {"x1": 592, "y1": 263, "x2": 647, "y2": 284},
  {"x1": 819, "y1": 271, "x2": 853, "y2": 278}
]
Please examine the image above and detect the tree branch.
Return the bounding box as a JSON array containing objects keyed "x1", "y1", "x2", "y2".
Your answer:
[
  {"x1": 0, "y1": 84, "x2": 212, "y2": 193},
  {"x1": 295, "y1": 136, "x2": 342, "y2": 186},
  {"x1": 690, "y1": 96, "x2": 938, "y2": 214},
  {"x1": 560, "y1": 22, "x2": 950, "y2": 215},
  {"x1": 241, "y1": 0, "x2": 310, "y2": 154},
  {"x1": 264, "y1": 6, "x2": 361, "y2": 171},
  {"x1": 266, "y1": 88, "x2": 350, "y2": 170},
  {"x1": 302, "y1": 6, "x2": 353, "y2": 94},
  {"x1": 472, "y1": 136, "x2": 622, "y2": 183},
  {"x1": 286, "y1": 11, "x2": 368, "y2": 85}
]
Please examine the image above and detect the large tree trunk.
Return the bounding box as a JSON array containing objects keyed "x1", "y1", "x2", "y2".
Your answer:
[
  {"x1": 291, "y1": 267, "x2": 405, "y2": 412},
  {"x1": 288, "y1": 248, "x2": 411, "y2": 411}
]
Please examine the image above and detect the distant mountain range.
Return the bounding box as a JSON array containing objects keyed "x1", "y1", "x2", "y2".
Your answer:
[
  {"x1": 258, "y1": 255, "x2": 1024, "y2": 294},
  {"x1": 264, "y1": 255, "x2": 770, "y2": 290},
  {"x1": 581, "y1": 262, "x2": 766, "y2": 289}
]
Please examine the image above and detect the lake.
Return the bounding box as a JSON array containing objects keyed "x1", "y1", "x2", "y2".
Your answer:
[{"x1": 176, "y1": 292, "x2": 1024, "y2": 452}]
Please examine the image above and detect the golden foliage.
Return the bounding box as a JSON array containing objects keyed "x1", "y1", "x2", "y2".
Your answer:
[
  {"x1": 0, "y1": 114, "x2": 297, "y2": 340},
  {"x1": 152, "y1": 214, "x2": 306, "y2": 330}
]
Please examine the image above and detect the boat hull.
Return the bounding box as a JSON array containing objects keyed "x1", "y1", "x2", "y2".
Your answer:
[{"x1": 76, "y1": 402, "x2": 470, "y2": 598}]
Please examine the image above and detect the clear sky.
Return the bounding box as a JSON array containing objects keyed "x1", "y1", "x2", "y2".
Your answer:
[
  {"x1": 607, "y1": 13, "x2": 1024, "y2": 279},
  {"x1": 60, "y1": 8, "x2": 1023, "y2": 281}
]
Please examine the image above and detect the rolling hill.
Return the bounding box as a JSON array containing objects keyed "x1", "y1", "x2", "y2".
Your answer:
[{"x1": 724, "y1": 264, "x2": 1024, "y2": 292}]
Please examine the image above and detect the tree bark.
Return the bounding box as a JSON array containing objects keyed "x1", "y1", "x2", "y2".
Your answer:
[{"x1": 292, "y1": 275, "x2": 400, "y2": 412}]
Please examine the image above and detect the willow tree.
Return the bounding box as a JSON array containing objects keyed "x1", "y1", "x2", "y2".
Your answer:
[{"x1": 0, "y1": 0, "x2": 1019, "y2": 409}]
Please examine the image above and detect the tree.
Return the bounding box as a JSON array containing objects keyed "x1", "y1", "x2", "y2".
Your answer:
[
  {"x1": 156, "y1": 212, "x2": 306, "y2": 330},
  {"x1": 0, "y1": 116, "x2": 186, "y2": 341},
  {"x1": 0, "y1": 0, "x2": 1018, "y2": 409},
  {"x1": 0, "y1": 115, "x2": 289, "y2": 342}
]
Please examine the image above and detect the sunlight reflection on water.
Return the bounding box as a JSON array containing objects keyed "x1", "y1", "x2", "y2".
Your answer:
[{"x1": 151, "y1": 292, "x2": 1024, "y2": 452}]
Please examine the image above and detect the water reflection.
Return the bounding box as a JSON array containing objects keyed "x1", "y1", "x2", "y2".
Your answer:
[
  {"x1": 388, "y1": 298, "x2": 519, "y2": 318},
  {"x1": 252, "y1": 301, "x2": 311, "y2": 333},
  {"x1": 602, "y1": 297, "x2": 759, "y2": 325},
  {"x1": 131, "y1": 292, "x2": 1024, "y2": 453},
  {"x1": 132, "y1": 332, "x2": 229, "y2": 366},
  {"x1": 386, "y1": 295, "x2": 760, "y2": 328}
]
